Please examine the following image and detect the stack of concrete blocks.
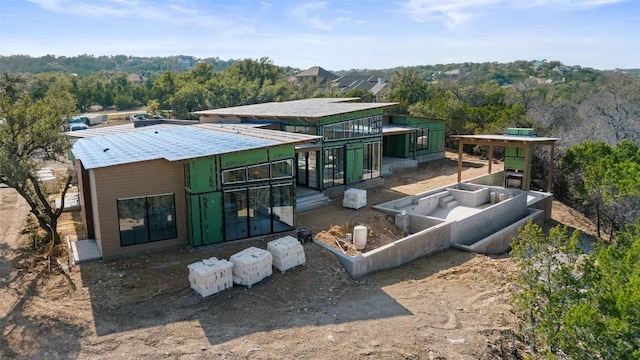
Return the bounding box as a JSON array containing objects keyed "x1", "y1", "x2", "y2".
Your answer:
[
  {"x1": 230, "y1": 247, "x2": 273, "y2": 288},
  {"x1": 267, "y1": 235, "x2": 306, "y2": 273},
  {"x1": 343, "y1": 188, "x2": 367, "y2": 210},
  {"x1": 187, "y1": 257, "x2": 234, "y2": 297}
]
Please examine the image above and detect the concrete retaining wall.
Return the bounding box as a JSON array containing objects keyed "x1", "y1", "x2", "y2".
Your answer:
[
  {"x1": 452, "y1": 208, "x2": 545, "y2": 254},
  {"x1": 445, "y1": 186, "x2": 489, "y2": 207},
  {"x1": 315, "y1": 221, "x2": 452, "y2": 279},
  {"x1": 451, "y1": 193, "x2": 527, "y2": 246}
]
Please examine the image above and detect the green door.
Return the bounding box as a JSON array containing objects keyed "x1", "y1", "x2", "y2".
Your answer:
[
  {"x1": 200, "y1": 192, "x2": 223, "y2": 245},
  {"x1": 346, "y1": 144, "x2": 364, "y2": 184}
]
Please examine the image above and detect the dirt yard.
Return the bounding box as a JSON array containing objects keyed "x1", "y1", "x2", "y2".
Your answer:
[{"x1": 0, "y1": 153, "x2": 596, "y2": 359}]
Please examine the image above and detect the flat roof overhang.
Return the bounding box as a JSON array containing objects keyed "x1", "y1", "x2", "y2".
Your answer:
[
  {"x1": 452, "y1": 134, "x2": 560, "y2": 192},
  {"x1": 382, "y1": 125, "x2": 418, "y2": 135}
]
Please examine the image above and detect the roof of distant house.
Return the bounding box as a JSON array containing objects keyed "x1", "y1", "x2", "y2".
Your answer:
[
  {"x1": 295, "y1": 66, "x2": 336, "y2": 79},
  {"x1": 192, "y1": 98, "x2": 398, "y2": 121},
  {"x1": 331, "y1": 74, "x2": 387, "y2": 95}
]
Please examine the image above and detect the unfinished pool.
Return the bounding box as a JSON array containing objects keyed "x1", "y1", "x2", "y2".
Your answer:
[{"x1": 313, "y1": 174, "x2": 553, "y2": 278}]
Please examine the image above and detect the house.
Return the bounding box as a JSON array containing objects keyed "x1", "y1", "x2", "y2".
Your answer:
[
  {"x1": 294, "y1": 66, "x2": 338, "y2": 86},
  {"x1": 193, "y1": 98, "x2": 445, "y2": 196},
  {"x1": 69, "y1": 122, "x2": 320, "y2": 259},
  {"x1": 69, "y1": 98, "x2": 445, "y2": 260},
  {"x1": 330, "y1": 75, "x2": 388, "y2": 98}
]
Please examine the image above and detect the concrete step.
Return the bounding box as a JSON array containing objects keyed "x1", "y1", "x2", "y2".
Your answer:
[
  {"x1": 439, "y1": 195, "x2": 455, "y2": 206},
  {"x1": 296, "y1": 192, "x2": 332, "y2": 213},
  {"x1": 444, "y1": 200, "x2": 459, "y2": 208}
]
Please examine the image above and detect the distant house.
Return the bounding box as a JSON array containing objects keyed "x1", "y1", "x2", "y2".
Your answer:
[
  {"x1": 127, "y1": 73, "x2": 146, "y2": 83},
  {"x1": 331, "y1": 75, "x2": 387, "y2": 98},
  {"x1": 295, "y1": 66, "x2": 338, "y2": 86}
]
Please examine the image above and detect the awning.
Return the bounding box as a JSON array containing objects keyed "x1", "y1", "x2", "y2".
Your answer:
[{"x1": 382, "y1": 125, "x2": 418, "y2": 135}]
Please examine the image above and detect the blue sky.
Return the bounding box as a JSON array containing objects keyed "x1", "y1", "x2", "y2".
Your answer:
[{"x1": 1, "y1": 0, "x2": 639, "y2": 71}]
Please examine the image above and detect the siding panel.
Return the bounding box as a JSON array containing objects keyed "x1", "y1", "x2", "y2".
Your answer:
[{"x1": 91, "y1": 159, "x2": 186, "y2": 258}]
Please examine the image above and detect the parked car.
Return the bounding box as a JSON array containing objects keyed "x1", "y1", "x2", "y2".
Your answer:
[
  {"x1": 130, "y1": 113, "x2": 164, "y2": 122},
  {"x1": 65, "y1": 117, "x2": 89, "y2": 131}
]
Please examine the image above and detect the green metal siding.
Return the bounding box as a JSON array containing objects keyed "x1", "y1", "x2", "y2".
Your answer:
[
  {"x1": 384, "y1": 134, "x2": 410, "y2": 157},
  {"x1": 220, "y1": 148, "x2": 269, "y2": 169},
  {"x1": 385, "y1": 116, "x2": 446, "y2": 158},
  {"x1": 346, "y1": 143, "x2": 364, "y2": 184},
  {"x1": 269, "y1": 144, "x2": 294, "y2": 161},
  {"x1": 184, "y1": 156, "x2": 220, "y2": 194}
]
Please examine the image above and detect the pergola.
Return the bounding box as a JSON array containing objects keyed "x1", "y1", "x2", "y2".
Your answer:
[{"x1": 452, "y1": 134, "x2": 559, "y2": 192}]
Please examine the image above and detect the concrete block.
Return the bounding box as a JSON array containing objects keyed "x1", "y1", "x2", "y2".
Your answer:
[
  {"x1": 230, "y1": 247, "x2": 273, "y2": 287},
  {"x1": 343, "y1": 188, "x2": 367, "y2": 209},
  {"x1": 188, "y1": 258, "x2": 234, "y2": 297},
  {"x1": 267, "y1": 235, "x2": 305, "y2": 273}
]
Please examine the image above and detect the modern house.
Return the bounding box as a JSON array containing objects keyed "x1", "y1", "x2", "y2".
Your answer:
[
  {"x1": 193, "y1": 98, "x2": 445, "y2": 195},
  {"x1": 69, "y1": 98, "x2": 445, "y2": 260}
]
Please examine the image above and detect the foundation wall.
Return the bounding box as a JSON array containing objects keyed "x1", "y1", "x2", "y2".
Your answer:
[
  {"x1": 445, "y1": 186, "x2": 489, "y2": 207},
  {"x1": 318, "y1": 222, "x2": 452, "y2": 279},
  {"x1": 451, "y1": 193, "x2": 527, "y2": 246},
  {"x1": 452, "y1": 208, "x2": 545, "y2": 254}
]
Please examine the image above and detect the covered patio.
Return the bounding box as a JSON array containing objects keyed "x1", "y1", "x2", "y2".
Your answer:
[{"x1": 452, "y1": 134, "x2": 559, "y2": 191}]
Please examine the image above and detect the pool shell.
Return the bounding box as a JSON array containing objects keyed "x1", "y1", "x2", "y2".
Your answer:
[{"x1": 313, "y1": 172, "x2": 553, "y2": 278}]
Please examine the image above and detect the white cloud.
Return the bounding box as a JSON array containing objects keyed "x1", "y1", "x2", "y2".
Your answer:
[
  {"x1": 289, "y1": 2, "x2": 333, "y2": 31},
  {"x1": 401, "y1": 0, "x2": 630, "y2": 27}
]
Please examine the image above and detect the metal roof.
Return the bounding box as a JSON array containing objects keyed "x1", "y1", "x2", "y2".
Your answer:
[
  {"x1": 192, "y1": 98, "x2": 398, "y2": 120},
  {"x1": 382, "y1": 125, "x2": 418, "y2": 135},
  {"x1": 452, "y1": 134, "x2": 559, "y2": 145},
  {"x1": 71, "y1": 123, "x2": 320, "y2": 170}
]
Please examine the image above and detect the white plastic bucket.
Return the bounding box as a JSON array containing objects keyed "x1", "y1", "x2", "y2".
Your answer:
[{"x1": 353, "y1": 225, "x2": 367, "y2": 250}]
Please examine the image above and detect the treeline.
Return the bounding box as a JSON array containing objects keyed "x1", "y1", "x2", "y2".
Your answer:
[{"x1": 0, "y1": 54, "x2": 239, "y2": 77}]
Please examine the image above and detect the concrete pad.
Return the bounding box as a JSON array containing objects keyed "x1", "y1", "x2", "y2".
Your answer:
[{"x1": 71, "y1": 239, "x2": 102, "y2": 264}]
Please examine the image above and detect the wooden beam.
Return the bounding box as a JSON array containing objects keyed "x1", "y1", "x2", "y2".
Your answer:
[
  {"x1": 488, "y1": 145, "x2": 493, "y2": 174},
  {"x1": 458, "y1": 140, "x2": 463, "y2": 183},
  {"x1": 523, "y1": 145, "x2": 531, "y2": 190},
  {"x1": 548, "y1": 143, "x2": 555, "y2": 193}
]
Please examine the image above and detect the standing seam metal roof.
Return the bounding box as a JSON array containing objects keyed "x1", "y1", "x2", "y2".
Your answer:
[
  {"x1": 71, "y1": 124, "x2": 320, "y2": 170},
  {"x1": 192, "y1": 98, "x2": 398, "y2": 119}
]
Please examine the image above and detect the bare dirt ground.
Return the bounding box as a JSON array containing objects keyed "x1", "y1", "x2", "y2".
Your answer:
[{"x1": 0, "y1": 152, "x2": 596, "y2": 359}]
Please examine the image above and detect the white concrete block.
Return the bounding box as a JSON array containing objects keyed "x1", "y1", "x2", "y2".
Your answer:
[
  {"x1": 343, "y1": 188, "x2": 367, "y2": 209},
  {"x1": 188, "y1": 258, "x2": 234, "y2": 297},
  {"x1": 230, "y1": 247, "x2": 273, "y2": 287},
  {"x1": 267, "y1": 236, "x2": 305, "y2": 273}
]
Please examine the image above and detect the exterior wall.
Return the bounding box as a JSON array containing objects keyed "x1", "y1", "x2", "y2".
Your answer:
[
  {"x1": 89, "y1": 159, "x2": 186, "y2": 259},
  {"x1": 385, "y1": 116, "x2": 446, "y2": 159}
]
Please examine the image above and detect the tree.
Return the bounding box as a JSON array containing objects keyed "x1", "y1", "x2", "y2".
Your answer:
[
  {"x1": 510, "y1": 221, "x2": 583, "y2": 355},
  {"x1": 0, "y1": 72, "x2": 75, "y2": 252},
  {"x1": 560, "y1": 140, "x2": 640, "y2": 238},
  {"x1": 511, "y1": 220, "x2": 640, "y2": 359},
  {"x1": 381, "y1": 68, "x2": 431, "y2": 113}
]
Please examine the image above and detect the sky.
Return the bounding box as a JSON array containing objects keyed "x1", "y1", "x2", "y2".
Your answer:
[{"x1": 0, "y1": 0, "x2": 639, "y2": 71}]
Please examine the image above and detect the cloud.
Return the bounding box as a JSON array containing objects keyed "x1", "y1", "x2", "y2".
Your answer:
[
  {"x1": 289, "y1": 2, "x2": 333, "y2": 31},
  {"x1": 401, "y1": 0, "x2": 630, "y2": 27}
]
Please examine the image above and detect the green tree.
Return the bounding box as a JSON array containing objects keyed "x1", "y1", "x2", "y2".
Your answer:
[
  {"x1": 381, "y1": 68, "x2": 431, "y2": 113},
  {"x1": 510, "y1": 221, "x2": 583, "y2": 355},
  {"x1": 0, "y1": 72, "x2": 75, "y2": 251},
  {"x1": 560, "y1": 140, "x2": 640, "y2": 237},
  {"x1": 511, "y1": 220, "x2": 640, "y2": 359}
]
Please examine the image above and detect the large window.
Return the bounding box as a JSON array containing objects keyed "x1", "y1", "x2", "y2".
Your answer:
[
  {"x1": 363, "y1": 142, "x2": 381, "y2": 180},
  {"x1": 323, "y1": 147, "x2": 344, "y2": 187},
  {"x1": 118, "y1": 193, "x2": 177, "y2": 246},
  {"x1": 409, "y1": 128, "x2": 429, "y2": 152},
  {"x1": 223, "y1": 184, "x2": 295, "y2": 241},
  {"x1": 323, "y1": 115, "x2": 382, "y2": 141}
]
